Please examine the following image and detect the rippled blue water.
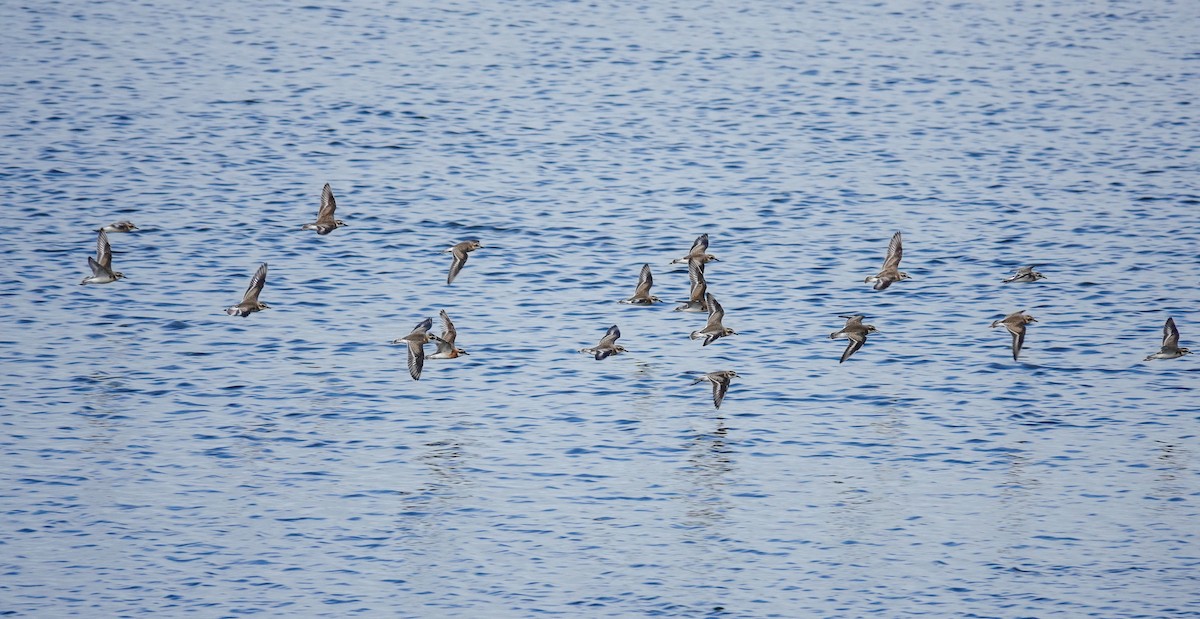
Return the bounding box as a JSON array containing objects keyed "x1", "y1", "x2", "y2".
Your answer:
[{"x1": 3, "y1": 0, "x2": 1198, "y2": 616}]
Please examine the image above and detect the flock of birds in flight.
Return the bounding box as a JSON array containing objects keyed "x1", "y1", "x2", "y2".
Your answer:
[{"x1": 81, "y1": 184, "x2": 1193, "y2": 410}]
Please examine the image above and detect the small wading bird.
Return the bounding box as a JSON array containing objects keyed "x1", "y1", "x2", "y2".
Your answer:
[
  {"x1": 991, "y1": 310, "x2": 1037, "y2": 361},
  {"x1": 446, "y1": 240, "x2": 482, "y2": 284},
  {"x1": 95, "y1": 221, "x2": 138, "y2": 233},
  {"x1": 224, "y1": 263, "x2": 270, "y2": 316},
  {"x1": 392, "y1": 317, "x2": 434, "y2": 380},
  {"x1": 1144, "y1": 317, "x2": 1191, "y2": 361},
  {"x1": 580, "y1": 325, "x2": 626, "y2": 360},
  {"x1": 428, "y1": 310, "x2": 469, "y2": 359},
  {"x1": 671, "y1": 233, "x2": 719, "y2": 265},
  {"x1": 864, "y1": 231, "x2": 910, "y2": 290},
  {"x1": 692, "y1": 370, "x2": 739, "y2": 409},
  {"x1": 1002, "y1": 265, "x2": 1046, "y2": 283},
  {"x1": 690, "y1": 293, "x2": 736, "y2": 346},
  {"x1": 301, "y1": 183, "x2": 347, "y2": 235},
  {"x1": 81, "y1": 230, "x2": 125, "y2": 285},
  {"x1": 620, "y1": 263, "x2": 661, "y2": 305},
  {"x1": 673, "y1": 259, "x2": 709, "y2": 313},
  {"x1": 830, "y1": 314, "x2": 877, "y2": 363}
]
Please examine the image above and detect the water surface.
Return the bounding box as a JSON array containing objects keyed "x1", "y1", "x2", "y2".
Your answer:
[{"x1": 1, "y1": 0, "x2": 1197, "y2": 616}]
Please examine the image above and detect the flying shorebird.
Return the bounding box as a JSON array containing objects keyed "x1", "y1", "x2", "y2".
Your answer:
[
  {"x1": 1144, "y1": 317, "x2": 1192, "y2": 361},
  {"x1": 864, "y1": 231, "x2": 910, "y2": 290},
  {"x1": 80, "y1": 230, "x2": 125, "y2": 285},
  {"x1": 690, "y1": 293, "x2": 736, "y2": 346},
  {"x1": 673, "y1": 258, "x2": 709, "y2": 312},
  {"x1": 445, "y1": 240, "x2": 482, "y2": 284},
  {"x1": 580, "y1": 325, "x2": 626, "y2": 360},
  {"x1": 829, "y1": 314, "x2": 877, "y2": 363},
  {"x1": 620, "y1": 263, "x2": 661, "y2": 304},
  {"x1": 95, "y1": 221, "x2": 138, "y2": 233},
  {"x1": 990, "y1": 310, "x2": 1037, "y2": 361},
  {"x1": 392, "y1": 317, "x2": 434, "y2": 379},
  {"x1": 301, "y1": 183, "x2": 347, "y2": 235},
  {"x1": 1002, "y1": 265, "x2": 1046, "y2": 283},
  {"x1": 224, "y1": 263, "x2": 270, "y2": 316},
  {"x1": 428, "y1": 310, "x2": 469, "y2": 359},
  {"x1": 671, "y1": 233, "x2": 719, "y2": 265},
  {"x1": 692, "y1": 370, "x2": 739, "y2": 409}
]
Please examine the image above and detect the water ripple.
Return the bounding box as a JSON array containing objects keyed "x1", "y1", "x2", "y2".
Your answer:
[{"x1": 2, "y1": 0, "x2": 1198, "y2": 617}]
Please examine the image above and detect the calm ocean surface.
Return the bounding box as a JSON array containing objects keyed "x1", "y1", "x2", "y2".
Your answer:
[{"x1": 2, "y1": 0, "x2": 1198, "y2": 616}]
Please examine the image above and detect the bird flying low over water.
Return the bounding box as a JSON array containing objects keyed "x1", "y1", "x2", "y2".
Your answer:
[
  {"x1": 864, "y1": 231, "x2": 910, "y2": 290},
  {"x1": 620, "y1": 263, "x2": 661, "y2": 305},
  {"x1": 301, "y1": 183, "x2": 347, "y2": 235},
  {"x1": 692, "y1": 370, "x2": 739, "y2": 409},
  {"x1": 224, "y1": 263, "x2": 270, "y2": 316},
  {"x1": 446, "y1": 240, "x2": 483, "y2": 284},
  {"x1": 392, "y1": 317, "x2": 434, "y2": 379},
  {"x1": 1144, "y1": 317, "x2": 1191, "y2": 361},
  {"x1": 429, "y1": 309, "x2": 469, "y2": 359},
  {"x1": 690, "y1": 293, "x2": 736, "y2": 346},
  {"x1": 1002, "y1": 265, "x2": 1046, "y2": 283},
  {"x1": 673, "y1": 258, "x2": 709, "y2": 313},
  {"x1": 95, "y1": 220, "x2": 138, "y2": 233},
  {"x1": 580, "y1": 325, "x2": 626, "y2": 360},
  {"x1": 990, "y1": 310, "x2": 1037, "y2": 361},
  {"x1": 81, "y1": 230, "x2": 125, "y2": 285},
  {"x1": 830, "y1": 314, "x2": 877, "y2": 363},
  {"x1": 671, "y1": 233, "x2": 719, "y2": 265}
]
